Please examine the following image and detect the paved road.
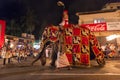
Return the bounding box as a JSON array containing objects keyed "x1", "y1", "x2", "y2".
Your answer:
[{"x1": 0, "y1": 57, "x2": 120, "y2": 80}]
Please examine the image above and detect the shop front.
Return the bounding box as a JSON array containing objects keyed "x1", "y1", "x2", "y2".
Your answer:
[
  {"x1": 82, "y1": 22, "x2": 120, "y2": 58},
  {"x1": 81, "y1": 22, "x2": 120, "y2": 46}
]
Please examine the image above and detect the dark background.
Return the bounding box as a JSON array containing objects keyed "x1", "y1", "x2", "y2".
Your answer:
[{"x1": 0, "y1": 0, "x2": 119, "y2": 39}]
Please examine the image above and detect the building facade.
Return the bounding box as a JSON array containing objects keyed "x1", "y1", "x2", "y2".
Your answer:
[{"x1": 77, "y1": 2, "x2": 120, "y2": 46}]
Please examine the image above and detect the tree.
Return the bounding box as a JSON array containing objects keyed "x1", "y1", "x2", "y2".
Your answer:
[
  {"x1": 26, "y1": 8, "x2": 35, "y2": 34},
  {"x1": 20, "y1": 8, "x2": 36, "y2": 34},
  {"x1": 6, "y1": 19, "x2": 22, "y2": 37},
  {"x1": 39, "y1": 20, "x2": 48, "y2": 39}
]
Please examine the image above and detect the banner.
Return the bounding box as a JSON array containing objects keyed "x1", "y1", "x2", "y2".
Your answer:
[
  {"x1": 0, "y1": 20, "x2": 6, "y2": 49},
  {"x1": 82, "y1": 23, "x2": 107, "y2": 32}
]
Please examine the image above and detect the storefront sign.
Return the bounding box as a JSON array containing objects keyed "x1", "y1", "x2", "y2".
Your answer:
[
  {"x1": 82, "y1": 23, "x2": 107, "y2": 32},
  {"x1": 107, "y1": 22, "x2": 120, "y2": 30}
]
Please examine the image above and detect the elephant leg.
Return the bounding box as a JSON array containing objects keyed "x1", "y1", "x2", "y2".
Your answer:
[
  {"x1": 40, "y1": 50, "x2": 46, "y2": 66},
  {"x1": 50, "y1": 52, "x2": 57, "y2": 67}
]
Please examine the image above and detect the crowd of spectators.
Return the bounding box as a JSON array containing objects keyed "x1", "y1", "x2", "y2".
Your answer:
[
  {"x1": 101, "y1": 43, "x2": 120, "y2": 58},
  {"x1": 0, "y1": 39, "x2": 39, "y2": 65}
]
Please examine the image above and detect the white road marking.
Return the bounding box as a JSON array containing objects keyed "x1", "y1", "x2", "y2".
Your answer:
[{"x1": 30, "y1": 73, "x2": 120, "y2": 76}]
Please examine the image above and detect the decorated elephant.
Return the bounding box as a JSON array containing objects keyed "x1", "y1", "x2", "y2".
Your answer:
[
  {"x1": 32, "y1": 10, "x2": 105, "y2": 67},
  {"x1": 32, "y1": 24, "x2": 105, "y2": 67}
]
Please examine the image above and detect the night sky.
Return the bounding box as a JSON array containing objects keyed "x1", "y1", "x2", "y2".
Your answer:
[{"x1": 0, "y1": 0, "x2": 120, "y2": 39}]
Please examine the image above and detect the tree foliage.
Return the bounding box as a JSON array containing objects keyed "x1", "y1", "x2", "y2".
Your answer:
[
  {"x1": 20, "y1": 8, "x2": 36, "y2": 34},
  {"x1": 6, "y1": 19, "x2": 22, "y2": 37}
]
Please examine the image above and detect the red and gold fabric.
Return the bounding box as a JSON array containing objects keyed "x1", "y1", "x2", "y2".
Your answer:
[
  {"x1": 80, "y1": 27, "x2": 90, "y2": 65},
  {"x1": 48, "y1": 26, "x2": 59, "y2": 42},
  {"x1": 80, "y1": 54, "x2": 89, "y2": 65}
]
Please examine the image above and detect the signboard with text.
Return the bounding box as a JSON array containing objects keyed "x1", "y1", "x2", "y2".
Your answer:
[
  {"x1": 107, "y1": 22, "x2": 120, "y2": 31},
  {"x1": 82, "y1": 23, "x2": 107, "y2": 32}
]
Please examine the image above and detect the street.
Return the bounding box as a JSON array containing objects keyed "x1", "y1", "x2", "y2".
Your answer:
[{"x1": 0, "y1": 57, "x2": 120, "y2": 80}]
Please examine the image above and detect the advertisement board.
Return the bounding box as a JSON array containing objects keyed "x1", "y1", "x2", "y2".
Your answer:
[
  {"x1": 107, "y1": 22, "x2": 120, "y2": 30},
  {"x1": 82, "y1": 23, "x2": 107, "y2": 32}
]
